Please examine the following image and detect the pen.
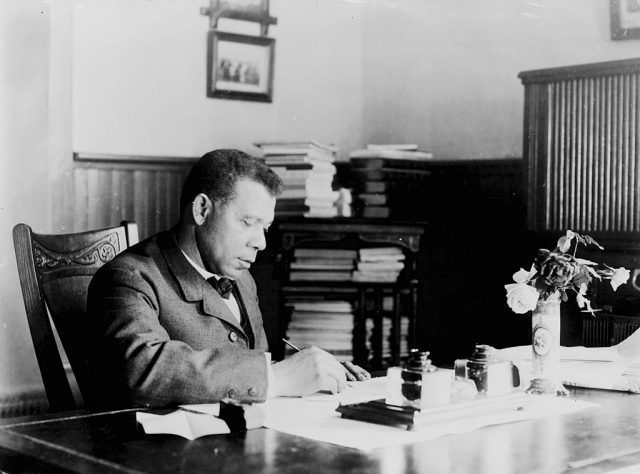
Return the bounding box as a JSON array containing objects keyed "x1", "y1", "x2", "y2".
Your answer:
[
  {"x1": 282, "y1": 338, "x2": 302, "y2": 352},
  {"x1": 282, "y1": 338, "x2": 357, "y2": 386}
]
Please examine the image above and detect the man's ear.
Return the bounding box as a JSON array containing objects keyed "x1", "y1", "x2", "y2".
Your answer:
[{"x1": 191, "y1": 193, "x2": 212, "y2": 226}]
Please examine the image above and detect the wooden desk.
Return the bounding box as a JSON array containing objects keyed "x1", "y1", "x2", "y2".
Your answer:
[{"x1": 2, "y1": 388, "x2": 640, "y2": 473}]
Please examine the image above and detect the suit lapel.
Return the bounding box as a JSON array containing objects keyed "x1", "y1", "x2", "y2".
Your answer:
[{"x1": 159, "y1": 231, "x2": 243, "y2": 331}]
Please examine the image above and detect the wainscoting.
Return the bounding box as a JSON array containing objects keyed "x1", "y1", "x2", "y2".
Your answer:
[
  {"x1": 0, "y1": 387, "x2": 48, "y2": 419},
  {"x1": 72, "y1": 153, "x2": 198, "y2": 239}
]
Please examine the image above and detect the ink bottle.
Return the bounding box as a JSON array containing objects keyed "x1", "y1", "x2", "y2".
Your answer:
[{"x1": 385, "y1": 349, "x2": 451, "y2": 409}]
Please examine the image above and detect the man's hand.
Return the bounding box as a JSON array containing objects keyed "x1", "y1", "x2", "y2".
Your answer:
[
  {"x1": 342, "y1": 361, "x2": 371, "y2": 382},
  {"x1": 272, "y1": 346, "x2": 348, "y2": 396}
]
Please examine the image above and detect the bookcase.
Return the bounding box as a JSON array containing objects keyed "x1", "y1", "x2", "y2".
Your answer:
[{"x1": 271, "y1": 217, "x2": 425, "y2": 371}]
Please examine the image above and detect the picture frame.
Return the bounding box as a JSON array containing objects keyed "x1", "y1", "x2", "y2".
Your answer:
[
  {"x1": 207, "y1": 30, "x2": 275, "y2": 102},
  {"x1": 610, "y1": 0, "x2": 640, "y2": 40},
  {"x1": 217, "y1": 0, "x2": 269, "y2": 17}
]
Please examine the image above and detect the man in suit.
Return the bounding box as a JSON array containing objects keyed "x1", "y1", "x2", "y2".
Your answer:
[{"x1": 88, "y1": 149, "x2": 368, "y2": 408}]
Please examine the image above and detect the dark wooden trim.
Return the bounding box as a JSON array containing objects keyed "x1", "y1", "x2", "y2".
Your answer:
[
  {"x1": 519, "y1": 57, "x2": 640, "y2": 85},
  {"x1": 74, "y1": 152, "x2": 199, "y2": 166}
]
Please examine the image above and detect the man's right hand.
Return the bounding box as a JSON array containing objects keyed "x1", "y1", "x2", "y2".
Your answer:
[{"x1": 272, "y1": 346, "x2": 348, "y2": 396}]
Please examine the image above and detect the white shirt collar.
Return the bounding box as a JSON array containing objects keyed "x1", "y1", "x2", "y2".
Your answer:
[{"x1": 180, "y1": 249, "x2": 230, "y2": 282}]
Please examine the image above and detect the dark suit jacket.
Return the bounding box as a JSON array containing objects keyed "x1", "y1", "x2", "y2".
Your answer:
[{"x1": 87, "y1": 230, "x2": 269, "y2": 408}]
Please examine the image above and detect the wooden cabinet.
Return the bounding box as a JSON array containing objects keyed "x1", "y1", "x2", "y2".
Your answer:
[
  {"x1": 271, "y1": 217, "x2": 425, "y2": 371},
  {"x1": 519, "y1": 57, "x2": 640, "y2": 235},
  {"x1": 519, "y1": 58, "x2": 640, "y2": 344}
]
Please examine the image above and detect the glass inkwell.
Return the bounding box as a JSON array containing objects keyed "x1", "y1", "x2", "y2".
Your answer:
[
  {"x1": 386, "y1": 349, "x2": 451, "y2": 409},
  {"x1": 337, "y1": 348, "x2": 455, "y2": 430}
]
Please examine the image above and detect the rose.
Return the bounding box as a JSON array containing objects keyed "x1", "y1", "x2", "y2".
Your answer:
[
  {"x1": 610, "y1": 267, "x2": 631, "y2": 291},
  {"x1": 505, "y1": 283, "x2": 539, "y2": 314},
  {"x1": 506, "y1": 230, "x2": 630, "y2": 316},
  {"x1": 536, "y1": 252, "x2": 576, "y2": 288}
]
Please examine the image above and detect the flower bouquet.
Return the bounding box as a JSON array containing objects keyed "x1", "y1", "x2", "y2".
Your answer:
[{"x1": 504, "y1": 230, "x2": 630, "y2": 395}]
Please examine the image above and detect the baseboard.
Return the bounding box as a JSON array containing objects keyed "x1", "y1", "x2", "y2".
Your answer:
[{"x1": 0, "y1": 386, "x2": 48, "y2": 419}]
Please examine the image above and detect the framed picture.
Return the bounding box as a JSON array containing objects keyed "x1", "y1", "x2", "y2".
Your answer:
[
  {"x1": 611, "y1": 0, "x2": 640, "y2": 40},
  {"x1": 207, "y1": 31, "x2": 275, "y2": 102},
  {"x1": 217, "y1": 0, "x2": 269, "y2": 16}
]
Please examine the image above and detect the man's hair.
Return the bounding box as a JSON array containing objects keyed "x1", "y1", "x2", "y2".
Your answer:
[{"x1": 179, "y1": 149, "x2": 284, "y2": 213}]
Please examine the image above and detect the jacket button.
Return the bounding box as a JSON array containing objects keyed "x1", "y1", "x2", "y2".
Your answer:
[
  {"x1": 248, "y1": 387, "x2": 258, "y2": 397},
  {"x1": 229, "y1": 332, "x2": 238, "y2": 342},
  {"x1": 228, "y1": 389, "x2": 238, "y2": 399}
]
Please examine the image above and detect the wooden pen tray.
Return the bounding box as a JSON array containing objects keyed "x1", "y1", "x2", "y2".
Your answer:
[{"x1": 336, "y1": 391, "x2": 530, "y2": 431}]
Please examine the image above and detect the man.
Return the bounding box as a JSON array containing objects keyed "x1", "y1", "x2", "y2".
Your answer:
[{"x1": 88, "y1": 149, "x2": 369, "y2": 408}]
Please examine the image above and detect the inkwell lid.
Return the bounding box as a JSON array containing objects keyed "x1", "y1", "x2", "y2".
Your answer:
[
  {"x1": 469, "y1": 344, "x2": 504, "y2": 366},
  {"x1": 404, "y1": 348, "x2": 436, "y2": 372}
]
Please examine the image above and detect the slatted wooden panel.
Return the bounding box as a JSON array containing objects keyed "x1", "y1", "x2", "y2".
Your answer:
[
  {"x1": 520, "y1": 58, "x2": 640, "y2": 233},
  {"x1": 582, "y1": 313, "x2": 640, "y2": 347},
  {"x1": 73, "y1": 153, "x2": 198, "y2": 240}
]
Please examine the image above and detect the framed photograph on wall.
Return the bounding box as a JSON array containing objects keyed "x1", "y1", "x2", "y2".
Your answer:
[
  {"x1": 207, "y1": 30, "x2": 275, "y2": 102},
  {"x1": 217, "y1": 0, "x2": 270, "y2": 17},
  {"x1": 611, "y1": 0, "x2": 640, "y2": 40}
]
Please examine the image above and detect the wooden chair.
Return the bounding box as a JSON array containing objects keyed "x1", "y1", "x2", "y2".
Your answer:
[{"x1": 13, "y1": 221, "x2": 138, "y2": 411}]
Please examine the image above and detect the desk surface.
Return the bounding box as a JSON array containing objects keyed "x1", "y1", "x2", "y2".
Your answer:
[{"x1": 1, "y1": 388, "x2": 640, "y2": 474}]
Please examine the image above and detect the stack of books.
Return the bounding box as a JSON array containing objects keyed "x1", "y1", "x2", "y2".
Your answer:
[
  {"x1": 365, "y1": 294, "x2": 409, "y2": 362},
  {"x1": 288, "y1": 248, "x2": 357, "y2": 282},
  {"x1": 284, "y1": 299, "x2": 355, "y2": 362},
  {"x1": 366, "y1": 316, "x2": 409, "y2": 362},
  {"x1": 255, "y1": 140, "x2": 339, "y2": 218},
  {"x1": 348, "y1": 144, "x2": 433, "y2": 219},
  {"x1": 352, "y1": 247, "x2": 405, "y2": 283}
]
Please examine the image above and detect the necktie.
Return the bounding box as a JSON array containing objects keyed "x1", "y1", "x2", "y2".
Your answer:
[{"x1": 208, "y1": 277, "x2": 234, "y2": 299}]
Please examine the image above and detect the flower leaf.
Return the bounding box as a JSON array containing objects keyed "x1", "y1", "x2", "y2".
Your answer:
[
  {"x1": 560, "y1": 289, "x2": 568, "y2": 302},
  {"x1": 575, "y1": 233, "x2": 604, "y2": 250}
]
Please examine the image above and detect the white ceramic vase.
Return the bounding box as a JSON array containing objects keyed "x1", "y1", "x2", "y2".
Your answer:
[{"x1": 526, "y1": 292, "x2": 569, "y2": 396}]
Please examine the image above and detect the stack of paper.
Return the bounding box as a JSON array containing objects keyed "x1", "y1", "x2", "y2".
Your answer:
[{"x1": 497, "y1": 328, "x2": 640, "y2": 393}]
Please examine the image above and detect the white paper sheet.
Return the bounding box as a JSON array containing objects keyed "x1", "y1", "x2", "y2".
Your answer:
[
  {"x1": 135, "y1": 377, "x2": 598, "y2": 448},
  {"x1": 497, "y1": 344, "x2": 640, "y2": 393},
  {"x1": 264, "y1": 391, "x2": 595, "y2": 451},
  {"x1": 302, "y1": 377, "x2": 388, "y2": 404},
  {"x1": 136, "y1": 410, "x2": 230, "y2": 440}
]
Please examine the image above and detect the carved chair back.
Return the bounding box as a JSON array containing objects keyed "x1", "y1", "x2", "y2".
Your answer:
[{"x1": 13, "y1": 222, "x2": 138, "y2": 411}]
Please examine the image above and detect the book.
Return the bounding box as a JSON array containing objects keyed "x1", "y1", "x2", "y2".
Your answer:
[
  {"x1": 349, "y1": 169, "x2": 385, "y2": 181},
  {"x1": 357, "y1": 193, "x2": 387, "y2": 206},
  {"x1": 269, "y1": 160, "x2": 336, "y2": 172},
  {"x1": 356, "y1": 261, "x2": 405, "y2": 272},
  {"x1": 264, "y1": 151, "x2": 335, "y2": 164},
  {"x1": 349, "y1": 149, "x2": 433, "y2": 160},
  {"x1": 304, "y1": 207, "x2": 339, "y2": 218},
  {"x1": 290, "y1": 261, "x2": 355, "y2": 271},
  {"x1": 288, "y1": 319, "x2": 354, "y2": 328},
  {"x1": 254, "y1": 139, "x2": 338, "y2": 155},
  {"x1": 278, "y1": 175, "x2": 334, "y2": 187},
  {"x1": 289, "y1": 271, "x2": 352, "y2": 281},
  {"x1": 358, "y1": 253, "x2": 405, "y2": 262},
  {"x1": 293, "y1": 257, "x2": 358, "y2": 265},
  {"x1": 361, "y1": 206, "x2": 390, "y2": 218},
  {"x1": 350, "y1": 157, "x2": 434, "y2": 170},
  {"x1": 366, "y1": 144, "x2": 418, "y2": 151},
  {"x1": 293, "y1": 248, "x2": 358, "y2": 259},
  {"x1": 359, "y1": 246, "x2": 404, "y2": 257},
  {"x1": 279, "y1": 190, "x2": 339, "y2": 201},
  {"x1": 359, "y1": 181, "x2": 387, "y2": 193},
  {"x1": 288, "y1": 300, "x2": 353, "y2": 312},
  {"x1": 271, "y1": 167, "x2": 336, "y2": 180},
  {"x1": 352, "y1": 270, "x2": 400, "y2": 282}
]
